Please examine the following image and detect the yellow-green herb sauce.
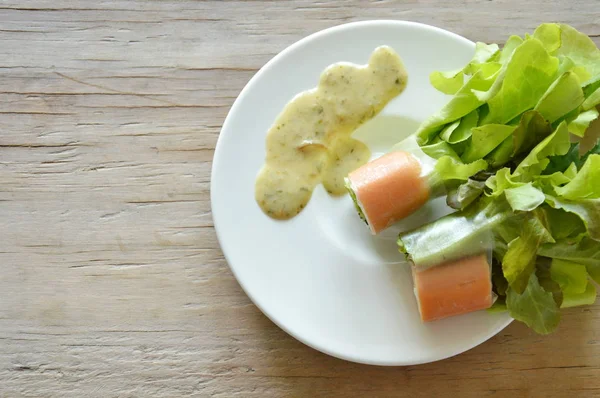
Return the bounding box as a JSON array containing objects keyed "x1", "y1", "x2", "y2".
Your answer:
[{"x1": 255, "y1": 46, "x2": 408, "y2": 219}]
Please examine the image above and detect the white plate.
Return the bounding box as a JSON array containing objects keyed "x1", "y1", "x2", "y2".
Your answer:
[{"x1": 211, "y1": 20, "x2": 512, "y2": 366}]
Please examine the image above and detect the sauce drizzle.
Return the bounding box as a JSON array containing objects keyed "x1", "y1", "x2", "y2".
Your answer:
[{"x1": 255, "y1": 46, "x2": 408, "y2": 219}]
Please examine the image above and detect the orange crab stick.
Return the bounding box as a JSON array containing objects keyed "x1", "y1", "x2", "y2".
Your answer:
[
  {"x1": 412, "y1": 254, "x2": 493, "y2": 322},
  {"x1": 346, "y1": 151, "x2": 430, "y2": 234}
]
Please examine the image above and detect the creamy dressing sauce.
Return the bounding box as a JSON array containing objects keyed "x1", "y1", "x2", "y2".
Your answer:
[{"x1": 255, "y1": 46, "x2": 408, "y2": 219}]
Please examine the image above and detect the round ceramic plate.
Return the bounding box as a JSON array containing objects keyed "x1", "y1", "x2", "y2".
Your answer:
[{"x1": 212, "y1": 20, "x2": 512, "y2": 366}]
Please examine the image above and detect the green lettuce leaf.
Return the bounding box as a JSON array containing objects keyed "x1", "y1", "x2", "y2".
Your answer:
[
  {"x1": 488, "y1": 300, "x2": 508, "y2": 313},
  {"x1": 485, "y1": 110, "x2": 554, "y2": 169},
  {"x1": 486, "y1": 168, "x2": 522, "y2": 197},
  {"x1": 420, "y1": 141, "x2": 461, "y2": 161},
  {"x1": 554, "y1": 24, "x2": 600, "y2": 76},
  {"x1": 467, "y1": 42, "x2": 501, "y2": 71},
  {"x1": 537, "y1": 259, "x2": 563, "y2": 307},
  {"x1": 504, "y1": 183, "x2": 545, "y2": 211},
  {"x1": 416, "y1": 64, "x2": 501, "y2": 145},
  {"x1": 568, "y1": 108, "x2": 599, "y2": 137},
  {"x1": 502, "y1": 213, "x2": 554, "y2": 293},
  {"x1": 485, "y1": 136, "x2": 514, "y2": 168},
  {"x1": 535, "y1": 23, "x2": 600, "y2": 76},
  {"x1": 446, "y1": 179, "x2": 486, "y2": 210},
  {"x1": 534, "y1": 71, "x2": 584, "y2": 123},
  {"x1": 550, "y1": 259, "x2": 588, "y2": 294},
  {"x1": 541, "y1": 206, "x2": 586, "y2": 241},
  {"x1": 582, "y1": 86, "x2": 600, "y2": 110},
  {"x1": 582, "y1": 75, "x2": 600, "y2": 111},
  {"x1": 554, "y1": 154, "x2": 600, "y2": 200},
  {"x1": 545, "y1": 196, "x2": 600, "y2": 240},
  {"x1": 536, "y1": 170, "x2": 574, "y2": 194},
  {"x1": 584, "y1": 74, "x2": 600, "y2": 93},
  {"x1": 482, "y1": 38, "x2": 559, "y2": 125},
  {"x1": 514, "y1": 121, "x2": 571, "y2": 181},
  {"x1": 511, "y1": 110, "x2": 554, "y2": 157},
  {"x1": 430, "y1": 42, "x2": 499, "y2": 95},
  {"x1": 533, "y1": 23, "x2": 561, "y2": 53},
  {"x1": 562, "y1": 282, "x2": 597, "y2": 308},
  {"x1": 432, "y1": 156, "x2": 488, "y2": 182},
  {"x1": 461, "y1": 124, "x2": 516, "y2": 163},
  {"x1": 440, "y1": 109, "x2": 479, "y2": 145},
  {"x1": 544, "y1": 142, "x2": 580, "y2": 174},
  {"x1": 506, "y1": 272, "x2": 560, "y2": 334},
  {"x1": 538, "y1": 237, "x2": 600, "y2": 282},
  {"x1": 555, "y1": 55, "x2": 577, "y2": 78},
  {"x1": 499, "y1": 36, "x2": 524, "y2": 64},
  {"x1": 430, "y1": 69, "x2": 465, "y2": 95},
  {"x1": 543, "y1": 140, "x2": 600, "y2": 176}
]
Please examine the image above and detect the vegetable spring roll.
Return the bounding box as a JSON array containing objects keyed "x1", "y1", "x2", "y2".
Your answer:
[
  {"x1": 345, "y1": 151, "x2": 430, "y2": 234},
  {"x1": 412, "y1": 254, "x2": 493, "y2": 322}
]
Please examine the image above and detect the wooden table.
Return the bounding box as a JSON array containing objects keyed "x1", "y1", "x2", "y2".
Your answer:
[{"x1": 1, "y1": 1, "x2": 598, "y2": 396}]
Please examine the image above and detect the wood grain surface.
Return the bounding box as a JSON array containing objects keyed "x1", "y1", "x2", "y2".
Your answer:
[{"x1": 1, "y1": 1, "x2": 599, "y2": 397}]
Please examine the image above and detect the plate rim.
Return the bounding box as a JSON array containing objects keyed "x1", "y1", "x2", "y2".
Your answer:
[{"x1": 211, "y1": 19, "x2": 513, "y2": 366}]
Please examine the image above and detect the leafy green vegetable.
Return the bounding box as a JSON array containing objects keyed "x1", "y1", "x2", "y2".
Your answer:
[
  {"x1": 534, "y1": 71, "x2": 584, "y2": 123},
  {"x1": 511, "y1": 111, "x2": 553, "y2": 157},
  {"x1": 582, "y1": 87, "x2": 600, "y2": 110},
  {"x1": 482, "y1": 38, "x2": 559, "y2": 125},
  {"x1": 485, "y1": 168, "x2": 520, "y2": 196},
  {"x1": 389, "y1": 24, "x2": 600, "y2": 334},
  {"x1": 550, "y1": 259, "x2": 588, "y2": 294},
  {"x1": 541, "y1": 205, "x2": 586, "y2": 240},
  {"x1": 554, "y1": 155, "x2": 600, "y2": 200},
  {"x1": 544, "y1": 142, "x2": 580, "y2": 174},
  {"x1": 466, "y1": 42, "x2": 501, "y2": 72},
  {"x1": 568, "y1": 108, "x2": 599, "y2": 137},
  {"x1": 536, "y1": 171, "x2": 573, "y2": 195},
  {"x1": 446, "y1": 179, "x2": 486, "y2": 210},
  {"x1": 545, "y1": 197, "x2": 600, "y2": 240},
  {"x1": 533, "y1": 23, "x2": 561, "y2": 53},
  {"x1": 485, "y1": 137, "x2": 514, "y2": 168},
  {"x1": 504, "y1": 183, "x2": 545, "y2": 211},
  {"x1": 506, "y1": 273, "x2": 560, "y2": 334},
  {"x1": 584, "y1": 74, "x2": 600, "y2": 94},
  {"x1": 499, "y1": 36, "x2": 523, "y2": 63},
  {"x1": 538, "y1": 237, "x2": 600, "y2": 282},
  {"x1": 562, "y1": 282, "x2": 597, "y2": 308},
  {"x1": 544, "y1": 141, "x2": 600, "y2": 177},
  {"x1": 416, "y1": 64, "x2": 501, "y2": 145},
  {"x1": 488, "y1": 300, "x2": 508, "y2": 313},
  {"x1": 461, "y1": 124, "x2": 515, "y2": 163},
  {"x1": 432, "y1": 156, "x2": 488, "y2": 182},
  {"x1": 513, "y1": 121, "x2": 571, "y2": 181},
  {"x1": 547, "y1": 24, "x2": 600, "y2": 76},
  {"x1": 546, "y1": 234, "x2": 599, "y2": 310},
  {"x1": 430, "y1": 43, "x2": 499, "y2": 95},
  {"x1": 430, "y1": 69, "x2": 465, "y2": 95},
  {"x1": 440, "y1": 109, "x2": 478, "y2": 145},
  {"x1": 484, "y1": 110, "x2": 554, "y2": 169},
  {"x1": 536, "y1": 260, "x2": 563, "y2": 307},
  {"x1": 484, "y1": 123, "x2": 570, "y2": 196},
  {"x1": 420, "y1": 141, "x2": 461, "y2": 161},
  {"x1": 502, "y1": 213, "x2": 554, "y2": 293}
]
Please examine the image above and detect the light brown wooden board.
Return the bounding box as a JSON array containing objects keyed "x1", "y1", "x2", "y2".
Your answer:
[{"x1": 0, "y1": 1, "x2": 599, "y2": 397}]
